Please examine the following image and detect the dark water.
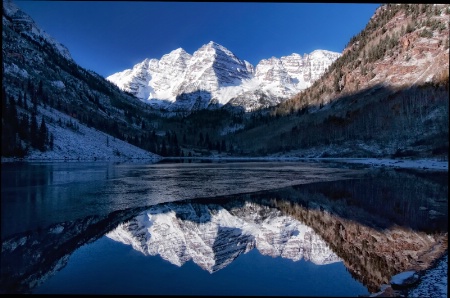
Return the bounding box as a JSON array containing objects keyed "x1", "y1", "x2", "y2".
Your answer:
[{"x1": 1, "y1": 160, "x2": 447, "y2": 295}]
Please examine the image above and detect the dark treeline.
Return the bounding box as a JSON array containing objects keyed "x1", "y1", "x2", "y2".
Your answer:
[{"x1": 2, "y1": 87, "x2": 52, "y2": 157}]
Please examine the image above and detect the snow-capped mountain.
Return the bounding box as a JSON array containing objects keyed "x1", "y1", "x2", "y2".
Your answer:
[
  {"x1": 2, "y1": 0, "x2": 162, "y2": 160},
  {"x1": 107, "y1": 42, "x2": 340, "y2": 112},
  {"x1": 106, "y1": 201, "x2": 341, "y2": 273},
  {"x1": 2, "y1": 0, "x2": 72, "y2": 61}
]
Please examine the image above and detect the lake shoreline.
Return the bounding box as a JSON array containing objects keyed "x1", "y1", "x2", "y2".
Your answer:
[
  {"x1": 2, "y1": 156, "x2": 447, "y2": 297},
  {"x1": 2, "y1": 156, "x2": 448, "y2": 172}
]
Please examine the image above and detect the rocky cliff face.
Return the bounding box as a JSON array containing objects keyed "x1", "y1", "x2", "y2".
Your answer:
[
  {"x1": 106, "y1": 42, "x2": 340, "y2": 112},
  {"x1": 278, "y1": 3, "x2": 450, "y2": 112},
  {"x1": 2, "y1": 0, "x2": 73, "y2": 61},
  {"x1": 231, "y1": 4, "x2": 449, "y2": 159},
  {"x1": 106, "y1": 200, "x2": 340, "y2": 273}
]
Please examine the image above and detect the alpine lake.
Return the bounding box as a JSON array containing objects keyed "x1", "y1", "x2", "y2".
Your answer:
[{"x1": 1, "y1": 159, "x2": 447, "y2": 296}]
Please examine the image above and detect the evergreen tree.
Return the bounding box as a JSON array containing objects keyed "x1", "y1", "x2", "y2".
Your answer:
[
  {"x1": 1, "y1": 87, "x2": 6, "y2": 112},
  {"x1": 30, "y1": 113, "x2": 39, "y2": 148},
  {"x1": 23, "y1": 92, "x2": 28, "y2": 110},
  {"x1": 221, "y1": 139, "x2": 226, "y2": 152},
  {"x1": 17, "y1": 92, "x2": 23, "y2": 107},
  {"x1": 205, "y1": 133, "x2": 210, "y2": 147},
  {"x1": 198, "y1": 132, "x2": 204, "y2": 146},
  {"x1": 216, "y1": 141, "x2": 221, "y2": 152},
  {"x1": 38, "y1": 118, "x2": 48, "y2": 151},
  {"x1": 1, "y1": 90, "x2": 26, "y2": 157},
  {"x1": 160, "y1": 139, "x2": 167, "y2": 156},
  {"x1": 38, "y1": 80, "x2": 43, "y2": 97},
  {"x1": 49, "y1": 133, "x2": 54, "y2": 150},
  {"x1": 8, "y1": 96, "x2": 19, "y2": 132},
  {"x1": 172, "y1": 133, "x2": 178, "y2": 146},
  {"x1": 19, "y1": 113, "x2": 30, "y2": 140},
  {"x1": 32, "y1": 93, "x2": 38, "y2": 114}
]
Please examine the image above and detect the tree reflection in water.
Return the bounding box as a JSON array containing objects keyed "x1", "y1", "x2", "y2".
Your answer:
[{"x1": 1, "y1": 167, "x2": 447, "y2": 294}]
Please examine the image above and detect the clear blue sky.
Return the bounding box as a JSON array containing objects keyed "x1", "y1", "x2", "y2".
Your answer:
[{"x1": 15, "y1": 1, "x2": 380, "y2": 78}]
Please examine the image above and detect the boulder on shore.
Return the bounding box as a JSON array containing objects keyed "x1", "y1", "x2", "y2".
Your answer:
[{"x1": 390, "y1": 270, "x2": 420, "y2": 289}]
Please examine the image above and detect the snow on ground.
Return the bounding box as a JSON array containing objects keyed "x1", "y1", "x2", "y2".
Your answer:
[
  {"x1": 407, "y1": 253, "x2": 448, "y2": 298},
  {"x1": 390, "y1": 271, "x2": 419, "y2": 286},
  {"x1": 177, "y1": 152, "x2": 448, "y2": 172},
  {"x1": 323, "y1": 157, "x2": 448, "y2": 171},
  {"x1": 3, "y1": 104, "x2": 161, "y2": 162},
  {"x1": 2, "y1": 122, "x2": 447, "y2": 297}
]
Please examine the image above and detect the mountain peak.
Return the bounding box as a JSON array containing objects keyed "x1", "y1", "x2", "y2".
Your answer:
[
  {"x1": 200, "y1": 41, "x2": 234, "y2": 55},
  {"x1": 171, "y1": 47, "x2": 188, "y2": 55},
  {"x1": 3, "y1": 0, "x2": 73, "y2": 61},
  {"x1": 107, "y1": 41, "x2": 340, "y2": 111},
  {"x1": 162, "y1": 47, "x2": 191, "y2": 61},
  {"x1": 3, "y1": 0, "x2": 19, "y2": 15},
  {"x1": 308, "y1": 49, "x2": 342, "y2": 58},
  {"x1": 206, "y1": 41, "x2": 222, "y2": 48}
]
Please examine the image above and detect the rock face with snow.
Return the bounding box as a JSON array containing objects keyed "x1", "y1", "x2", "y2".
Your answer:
[
  {"x1": 2, "y1": 0, "x2": 72, "y2": 61},
  {"x1": 107, "y1": 42, "x2": 340, "y2": 112},
  {"x1": 2, "y1": 0, "x2": 162, "y2": 161},
  {"x1": 106, "y1": 200, "x2": 341, "y2": 273}
]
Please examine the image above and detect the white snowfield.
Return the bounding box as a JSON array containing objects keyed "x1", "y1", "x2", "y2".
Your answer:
[
  {"x1": 407, "y1": 254, "x2": 448, "y2": 298},
  {"x1": 106, "y1": 41, "x2": 340, "y2": 111},
  {"x1": 19, "y1": 104, "x2": 161, "y2": 161}
]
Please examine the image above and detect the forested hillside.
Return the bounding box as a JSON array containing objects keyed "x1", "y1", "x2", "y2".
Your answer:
[
  {"x1": 2, "y1": 2, "x2": 448, "y2": 160},
  {"x1": 2, "y1": 0, "x2": 165, "y2": 159},
  {"x1": 227, "y1": 4, "x2": 449, "y2": 158}
]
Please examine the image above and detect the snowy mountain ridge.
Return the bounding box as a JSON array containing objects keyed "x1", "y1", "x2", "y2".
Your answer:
[
  {"x1": 2, "y1": 0, "x2": 72, "y2": 61},
  {"x1": 106, "y1": 201, "x2": 341, "y2": 273},
  {"x1": 107, "y1": 41, "x2": 341, "y2": 112}
]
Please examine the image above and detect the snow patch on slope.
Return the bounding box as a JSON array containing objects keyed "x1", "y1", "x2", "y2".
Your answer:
[{"x1": 24, "y1": 105, "x2": 161, "y2": 161}]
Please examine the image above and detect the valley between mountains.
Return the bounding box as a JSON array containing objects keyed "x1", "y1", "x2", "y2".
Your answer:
[
  {"x1": 1, "y1": 2, "x2": 449, "y2": 297},
  {"x1": 2, "y1": 1, "x2": 448, "y2": 162}
]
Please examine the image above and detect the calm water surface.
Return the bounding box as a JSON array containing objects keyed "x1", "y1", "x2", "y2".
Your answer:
[{"x1": 1, "y1": 160, "x2": 447, "y2": 295}]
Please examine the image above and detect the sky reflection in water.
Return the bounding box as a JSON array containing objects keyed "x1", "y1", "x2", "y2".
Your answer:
[{"x1": 1, "y1": 161, "x2": 447, "y2": 295}]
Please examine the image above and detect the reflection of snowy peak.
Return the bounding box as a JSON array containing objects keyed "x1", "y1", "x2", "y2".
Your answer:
[
  {"x1": 107, "y1": 42, "x2": 340, "y2": 112},
  {"x1": 106, "y1": 201, "x2": 340, "y2": 273}
]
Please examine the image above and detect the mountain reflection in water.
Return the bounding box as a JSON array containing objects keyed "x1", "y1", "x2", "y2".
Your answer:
[
  {"x1": 106, "y1": 200, "x2": 341, "y2": 274},
  {"x1": 0, "y1": 163, "x2": 447, "y2": 295},
  {"x1": 106, "y1": 166, "x2": 448, "y2": 293}
]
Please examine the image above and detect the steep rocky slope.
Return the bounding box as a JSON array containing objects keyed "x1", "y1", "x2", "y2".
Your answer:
[
  {"x1": 278, "y1": 3, "x2": 449, "y2": 112},
  {"x1": 2, "y1": 2, "x2": 448, "y2": 160},
  {"x1": 2, "y1": 0, "x2": 161, "y2": 159},
  {"x1": 229, "y1": 4, "x2": 449, "y2": 159}
]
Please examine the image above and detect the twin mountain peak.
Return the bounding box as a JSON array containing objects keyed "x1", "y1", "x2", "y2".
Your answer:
[{"x1": 106, "y1": 41, "x2": 341, "y2": 112}]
